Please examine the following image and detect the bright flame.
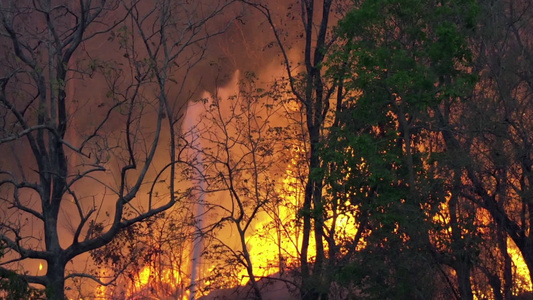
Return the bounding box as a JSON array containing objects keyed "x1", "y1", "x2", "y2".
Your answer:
[
  {"x1": 508, "y1": 238, "x2": 532, "y2": 293},
  {"x1": 134, "y1": 267, "x2": 151, "y2": 290},
  {"x1": 225, "y1": 143, "x2": 309, "y2": 287},
  {"x1": 126, "y1": 263, "x2": 190, "y2": 300}
]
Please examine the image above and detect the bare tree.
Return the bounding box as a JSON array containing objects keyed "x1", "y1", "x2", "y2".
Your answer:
[
  {"x1": 182, "y1": 72, "x2": 290, "y2": 300},
  {"x1": 0, "y1": 0, "x2": 235, "y2": 298},
  {"x1": 237, "y1": 1, "x2": 351, "y2": 299}
]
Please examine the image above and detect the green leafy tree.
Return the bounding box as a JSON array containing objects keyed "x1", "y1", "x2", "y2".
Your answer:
[{"x1": 325, "y1": 0, "x2": 479, "y2": 298}]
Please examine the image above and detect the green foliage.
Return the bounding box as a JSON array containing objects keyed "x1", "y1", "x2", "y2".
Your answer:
[
  {"x1": 336, "y1": 238, "x2": 442, "y2": 300},
  {"x1": 335, "y1": 0, "x2": 477, "y2": 106},
  {"x1": 0, "y1": 272, "x2": 45, "y2": 300},
  {"x1": 0, "y1": 244, "x2": 45, "y2": 299},
  {"x1": 322, "y1": 0, "x2": 479, "y2": 297}
]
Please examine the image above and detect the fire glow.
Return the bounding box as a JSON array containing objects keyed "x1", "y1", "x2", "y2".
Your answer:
[
  {"x1": 1, "y1": 1, "x2": 532, "y2": 299},
  {"x1": 93, "y1": 67, "x2": 533, "y2": 298}
]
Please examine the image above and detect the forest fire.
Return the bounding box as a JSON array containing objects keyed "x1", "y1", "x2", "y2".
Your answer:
[
  {"x1": 96, "y1": 136, "x2": 364, "y2": 298},
  {"x1": 0, "y1": 0, "x2": 532, "y2": 300}
]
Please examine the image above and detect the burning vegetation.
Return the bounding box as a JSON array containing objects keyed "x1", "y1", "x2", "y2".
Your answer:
[{"x1": 0, "y1": 0, "x2": 532, "y2": 300}]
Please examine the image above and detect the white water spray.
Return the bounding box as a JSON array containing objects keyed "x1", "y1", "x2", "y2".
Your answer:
[
  {"x1": 186, "y1": 71, "x2": 241, "y2": 299},
  {"x1": 184, "y1": 99, "x2": 207, "y2": 300}
]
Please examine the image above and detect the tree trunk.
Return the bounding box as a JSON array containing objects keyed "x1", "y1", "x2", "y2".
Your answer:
[
  {"x1": 46, "y1": 258, "x2": 66, "y2": 300},
  {"x1": 456, "y1": 260, "x2": 474, "y2": 300},
  {"x1": 239, "y1": 226, "x2": 263, "y2": 300},
  {"x1": 449, "y1": 195, "x2": 473, "y2": 300}
]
